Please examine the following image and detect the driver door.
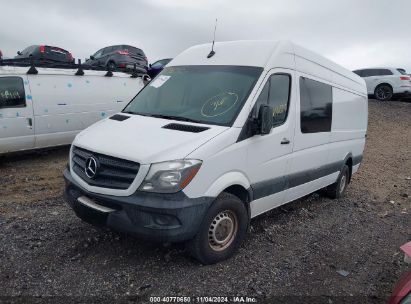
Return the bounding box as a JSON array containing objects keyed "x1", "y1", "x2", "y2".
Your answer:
[{"x1": 245, "y1": 69, "x2": 296, "y2": 217}]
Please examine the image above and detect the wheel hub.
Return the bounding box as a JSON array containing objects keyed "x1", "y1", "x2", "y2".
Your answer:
[
  {"x1": 208, "y1": 210, "x2": 238, "y2": 251},
  {"x1": 376, "y1": 87, "x2": 392, "y2": 100}
]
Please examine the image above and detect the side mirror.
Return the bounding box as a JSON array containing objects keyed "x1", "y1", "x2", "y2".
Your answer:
[
  {"x1": 258, "y1": 104, "x2": 273, "y2": 135},
  {"x1": 149, "y1": 63, "x2": 152, "y2": 68},
  {"x1": 17, "y1": 51, "x2": 22, "y2": 56},
  {"x1": 142, "y1": 74, "x2": 152, "y2": 85},
  {"x1": 90, "y1": 55, "x2": 95, "y2": 60}
]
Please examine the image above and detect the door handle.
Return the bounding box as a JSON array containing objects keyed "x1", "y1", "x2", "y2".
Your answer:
[
  {"x1": 281, "y1": 138, "x2": 290, "y2": 145},
  {"x1": 27, "y1": 118, "x2": 33, "y2": 129}
]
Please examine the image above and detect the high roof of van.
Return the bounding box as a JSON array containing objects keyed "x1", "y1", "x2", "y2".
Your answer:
[
  {"x1": 0, "y1": 65, "x2": 133, "y2": 78},
  {"x1": 169, "y1": 40, "x2": 364, "y2": 91}
]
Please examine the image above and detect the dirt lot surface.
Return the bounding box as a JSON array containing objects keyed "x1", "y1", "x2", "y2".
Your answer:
[{"x1": 0, "y1": 100, "x2": 410, "y2": 303}]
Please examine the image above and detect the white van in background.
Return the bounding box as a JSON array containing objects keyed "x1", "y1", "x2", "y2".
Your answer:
[
  {"x1": 0, "y1": 66, "x2": 145, "y2": 154},
  {"x1": 64, "y1": 40, "x2": 368, "y2": 264}
]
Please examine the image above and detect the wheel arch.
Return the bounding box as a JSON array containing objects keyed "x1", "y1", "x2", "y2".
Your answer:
[
  {"x1": 106, "y1": 59, "x2": 116, "y2": 67},
  {"x1": 374, "y1": 82, "x2": 393, "y2": 92},
  {"x1": 342, "y1": 153, "x2": 353, "y2": 183},
  {"x1": 203, "y1": 172, "x2": 252, "y2": 220}
]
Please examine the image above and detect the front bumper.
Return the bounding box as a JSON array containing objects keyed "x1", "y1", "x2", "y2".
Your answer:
[{"x1": 63, "y1": 169, "x2": 213, "y2": 243}]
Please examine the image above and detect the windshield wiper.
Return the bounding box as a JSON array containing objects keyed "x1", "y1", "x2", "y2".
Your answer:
[{"x1": 149, "y1": 114, "x2": 203, "y2": 124}]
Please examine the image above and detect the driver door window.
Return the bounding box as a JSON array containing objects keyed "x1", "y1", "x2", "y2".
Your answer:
[{"x1": 254, "y1": 74, "x2": 291, "y2": 126}]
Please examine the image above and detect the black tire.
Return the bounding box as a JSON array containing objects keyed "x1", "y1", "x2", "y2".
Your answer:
[
  {"x1": 107, "y1": 61, "x2": 116, "y2": 71},
  {"x1": 187, "y1": 192, "x2": 248, "y2": 264},
  {"x1": 374, "y1": 84, "x2": 393, "y2": 101},
  {"x1": 326, "y1": 164, "x2": 350, "y2": 199}
]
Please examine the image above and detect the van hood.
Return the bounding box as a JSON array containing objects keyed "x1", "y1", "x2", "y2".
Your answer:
[{"x1": 73, "y1": 114, "x2": 228, "y2": 164}]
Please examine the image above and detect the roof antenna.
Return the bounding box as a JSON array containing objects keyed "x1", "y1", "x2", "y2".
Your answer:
[{"x1": 207, "y1": 18, "x2": 218, "y2": 58}]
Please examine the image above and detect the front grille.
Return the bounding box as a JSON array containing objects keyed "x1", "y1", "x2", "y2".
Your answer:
[{"x1": 71, "y1": 146, "x2": 140, "y2": 190}]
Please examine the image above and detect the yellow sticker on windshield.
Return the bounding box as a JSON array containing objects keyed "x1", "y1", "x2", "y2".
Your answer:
[{"x1": 201, "y1": 92, "x2": 239, "y2": 117}]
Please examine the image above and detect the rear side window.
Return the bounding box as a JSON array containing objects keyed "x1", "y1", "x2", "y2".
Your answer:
[
  {"x1": 377, "y1": 69, "x2": 393, "y2": 76},
  {"x1": 300, "y1": 77, "x2": 332, "y2": 133},
  {"x1": 0, "y1": 77, "x2": 26, "y2": 108},
  {"x1": 254, "y1": 74, "x2": 291, "y2": 126},
  {"x1": 362, "y1": 69, "x2": 393, "y2": 77},
  {"x1": 361, "y1": 69, "x2": 379, "y2": 77}
]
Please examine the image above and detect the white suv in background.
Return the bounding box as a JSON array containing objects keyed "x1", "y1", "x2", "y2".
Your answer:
[{"x1": 353, "y1": 68, "x2": 411, "y2": 101}]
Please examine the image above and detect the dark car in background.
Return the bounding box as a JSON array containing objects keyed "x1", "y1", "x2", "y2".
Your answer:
[
  {"x1": 85, "y1": 45, "x2": 148, "y2": 73},
  {"x1": 15, "y1": 45, "x2": 74, "y2": 63},
  {"x1": 147, "y1": 58, "x2": 172, "y2": 78}
]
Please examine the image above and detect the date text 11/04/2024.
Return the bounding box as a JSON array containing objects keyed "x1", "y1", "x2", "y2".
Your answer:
[{"x1": 149, "y1": 296, "x2": 258, "y2": 303}]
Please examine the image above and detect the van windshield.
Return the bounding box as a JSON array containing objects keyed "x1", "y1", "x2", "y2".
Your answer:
[{"x1": 123, "y1": 65, "x2": 263, "y2": 126}]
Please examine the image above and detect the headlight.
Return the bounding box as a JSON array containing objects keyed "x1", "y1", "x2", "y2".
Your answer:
[{"x1": 139, "y1": 159, "x2": 202, "y2": 193}]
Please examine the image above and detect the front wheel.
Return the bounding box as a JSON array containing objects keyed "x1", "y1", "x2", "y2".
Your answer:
[
  {"x1": 107, "y1": 61, "x2": 116, "y2": 71},
  {"x1": 187, "y1": 192, "x2": 248, "y2": 264},
  {"x1": 374, "y1": 84, "x2": 393, "y2": 101}
]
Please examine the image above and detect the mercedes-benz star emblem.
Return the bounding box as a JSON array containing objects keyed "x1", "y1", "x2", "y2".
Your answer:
[{"x1": 85, "y1": 156, "x2": 98, "y2": 179}]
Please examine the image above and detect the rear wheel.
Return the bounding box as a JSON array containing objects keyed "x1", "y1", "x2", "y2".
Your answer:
[
  {"x1": 326, "y1": 164, "x2": 349, "y2": 199},
  {"x1": 374, "y1": 84, "x2": 393, "y2": 101},
  {"x1": 187, "y1": 192, "x2": 248, "y2": 264}
]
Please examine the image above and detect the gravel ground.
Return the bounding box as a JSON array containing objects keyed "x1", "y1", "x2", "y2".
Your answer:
[{"x1": 0, "y1": 100, "x2": 410, "y2": 304}]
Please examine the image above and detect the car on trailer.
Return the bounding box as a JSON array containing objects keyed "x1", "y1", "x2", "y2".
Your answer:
[
  {"x1": 15, "y1": 45, "x2": 75, "y2": 64},
  {"x1": 85, "y1": 45, "x2": 148, "y2": 73}
]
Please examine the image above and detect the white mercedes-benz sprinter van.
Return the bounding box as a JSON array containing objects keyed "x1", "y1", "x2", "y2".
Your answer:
[{"x1": 64, "y1": 41, "x2": 368, "y2": 264}]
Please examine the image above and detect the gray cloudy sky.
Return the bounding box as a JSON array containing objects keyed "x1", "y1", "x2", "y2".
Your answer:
[{"x1": 1, "y1": 0, "x2": 411, "y2": 71}]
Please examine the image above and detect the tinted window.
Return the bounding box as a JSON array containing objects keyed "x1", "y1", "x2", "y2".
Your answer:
[
  {"x1": 124, "y1": 66, "x2": 263, "y2": 126},
  {"x1": 300, "y1": 77, "x2": 332, "y2": 133},
  {"x1": 361, "y1": 69, "x2": 379, "y2": 77},
  {"x1": 353, "y1": 70, "x2": 363, "y2": 77},
  {"x1": 362, "y1": 69, "x2": 393, "y2": 77},
  {"x1": 397, "y1": 69, "x2": 407, "y2": 75},
  {"x1": 151, "y1": 59, "x2": 170, "y2": 68},
  {"x1": 0, "y1": 77, "x2": 26, "y2": 108},
  {"x1": 93, "y1": 49, "x2": 104, "y2": 59},
  {"x1": 377, "y1": 69, "x2": 393, "y2": 76}
]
